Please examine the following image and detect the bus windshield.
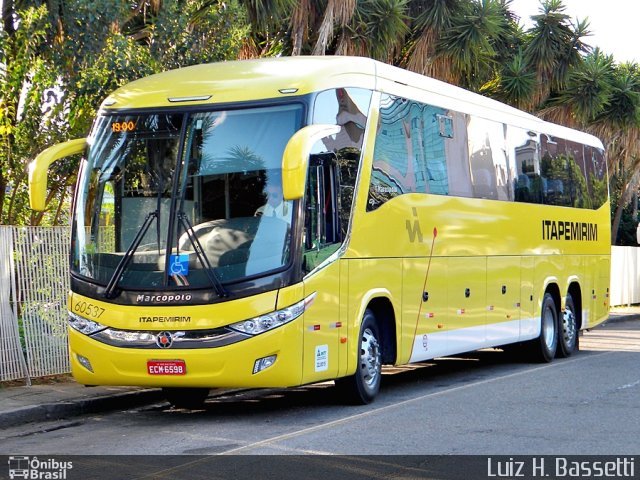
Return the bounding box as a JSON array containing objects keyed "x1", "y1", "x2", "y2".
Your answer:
[{"x1": 72, "y1": 104, "x2": 304, "y2": 292}]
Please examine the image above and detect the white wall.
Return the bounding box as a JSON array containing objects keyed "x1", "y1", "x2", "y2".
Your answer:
[{"x1": 610, "y1": 246, "x2": 640, "y2": 307}]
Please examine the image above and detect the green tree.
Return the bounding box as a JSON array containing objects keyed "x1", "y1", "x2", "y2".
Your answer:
[
  {"x1": 4, "y1": 0, "x2": 640, "y2": 244},
  {"x1": 403, "y1": 0, "x2": 463, "y2": 80},
  {"x1": 0, "y1": 5, "x2": 56, "y2": 225},
  {"x1": 523, "y1": 0, "x2": 590, "y2": 104},
  {"x1": 0, "y1": 0, "x2": 247, "y2": 226},
  {"x1": 434, "y1": 0, "x2": 513, "y2": 89},
  {"x1": 540, "y1": 52, "x2": 640, "y2": 242}
]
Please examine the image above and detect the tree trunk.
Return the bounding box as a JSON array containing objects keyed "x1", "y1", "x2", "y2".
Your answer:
[{"x1": 2, "y1": 0, "x2": 15, "y2": 35}]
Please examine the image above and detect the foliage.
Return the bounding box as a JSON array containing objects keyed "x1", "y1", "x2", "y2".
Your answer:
[
  {"x1": 0, "y1": 0, "x2": 247, "y2": 226},
  {"x1": 436, "y1": 0, "x2": 511, "y2": 89},
  {"x1": 2, "y1": 0, "x2": 640, "y2": 244},
  {"x1": 0, "y1": 5, "x2": 56, "y2": 225},
  {"x1": 145, "y1": 1, "x2": 250, "y2": 70}
]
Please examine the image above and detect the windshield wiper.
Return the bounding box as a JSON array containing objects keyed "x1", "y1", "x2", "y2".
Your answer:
[
  {"x1": 104, "y1": 210, "x2": 158, "y2": 299},
  {"x1": 177, "y1": 211, "x2": 228, "y2": 298}
]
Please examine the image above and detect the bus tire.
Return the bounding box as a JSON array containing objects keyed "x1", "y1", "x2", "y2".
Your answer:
[
  {"x1": 557, "y1": 293, "x2": 578, "y2": 358},
  {"x1": 335, "y1": 309, "x2": 382, "y2": 404},
  {"x1": 528, "y1": 292, "x2": 558, "y2": 362},
  {"x1": 162, "y1": 387, "x2": 209, "y2": 409}
]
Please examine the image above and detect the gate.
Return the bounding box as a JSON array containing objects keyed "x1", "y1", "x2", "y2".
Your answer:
[{"x1": 0, "y1": 226, "x2": 70, "y2": 382}]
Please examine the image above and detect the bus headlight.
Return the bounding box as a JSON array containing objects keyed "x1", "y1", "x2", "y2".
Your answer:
[
  {"x1": 68, "y1": 311, "x2": 107, "y2": 335},
  {"x1": 229, "y1": 293, "x2": 316, "y2": 336}
]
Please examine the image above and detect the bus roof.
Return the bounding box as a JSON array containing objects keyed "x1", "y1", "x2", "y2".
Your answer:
[
  {"x1": 101, "y1": 56, "x2": 603, "y2": 149},
  {"x1": 101, "y1": 56, "x2": 377, "y2": 110}
]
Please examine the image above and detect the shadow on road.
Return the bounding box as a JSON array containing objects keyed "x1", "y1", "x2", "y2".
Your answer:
[{"x1": 148, "y1": 319, "x2": 639, "y2": 419}]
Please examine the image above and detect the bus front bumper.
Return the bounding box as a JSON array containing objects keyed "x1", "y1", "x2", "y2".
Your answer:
[{"x1": 68, "y1": 322, "x2": 304, "y2": 389}]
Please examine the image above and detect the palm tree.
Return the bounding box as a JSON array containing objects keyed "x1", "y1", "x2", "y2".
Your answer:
[
  {"x1": 348, "y1": 0, "x2": 410, "y2": 61},
  {"x1": 540, "y1": 51, "x2": 640, "y2": 242},
  {"x1": 402, "y1": 0, "x2": 461, "y2": 80},
  {"x1": 237, "y1": 0, "x2": 296, "y2": 57},
  {"x1": 523, "y1": 0, "x2": 590, "y2": 105},
  {"x1": 481, "y1": 49, "x2": 537, "y2": 110},
  {"x1": 311, "y1": 0, "x2": 357, "y2": 55},
  {"x1": 435, "y1": 0, "x2": 512, "y2": 89},
  {"x1": 290, "y1": 0, "x2": 317, "y2": 55},
  {"x1": 540, "y1": 49, "x2": 615, "y2": 128},
  {"x1": 595, "y1": 64, "x2": 640, "y2": 243}
]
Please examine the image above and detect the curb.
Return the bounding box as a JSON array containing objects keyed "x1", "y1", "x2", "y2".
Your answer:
[
  {"x1": 605, "y1": 312, "x2": 640, "y2": 324},
  {"x1": 0, "y1": 388, "x2": 164, "y2": 429}
]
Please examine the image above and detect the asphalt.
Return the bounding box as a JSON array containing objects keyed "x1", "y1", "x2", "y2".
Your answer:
[{"x1": 1, "y1": 307, "x2": 639, "y2": 430}]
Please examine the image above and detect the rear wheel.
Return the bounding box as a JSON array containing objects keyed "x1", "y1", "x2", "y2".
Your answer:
[
  {"x1": 557, "y1": 293, "x2": 578, "y2": 357},
  {"x1": 527, "y1": 292, "x2": 558, "y2": 362},
  {"x1": 335, "y1": 309, "x2": 382, "y2": 404},
  {"x1": 162, "y1": 387, "x2": 209, "y2": 409}
]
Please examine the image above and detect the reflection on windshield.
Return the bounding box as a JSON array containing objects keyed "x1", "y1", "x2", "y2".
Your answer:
[{"x1": 71, "y1": 104, "x2": 303, "y2": 292}]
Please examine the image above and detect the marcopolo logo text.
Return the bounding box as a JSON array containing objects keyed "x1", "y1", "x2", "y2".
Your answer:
[{"x1": 136, "y1": 294, "x2": 192, "y2": 304}]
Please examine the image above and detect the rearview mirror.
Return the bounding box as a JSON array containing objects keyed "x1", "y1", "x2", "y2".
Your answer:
[
  {"x1": 281, "y1": 125, "x2": 340, "y2": 200},
  {"x1": 28, "y1": 138, "x2": 87, "y2": 211}
]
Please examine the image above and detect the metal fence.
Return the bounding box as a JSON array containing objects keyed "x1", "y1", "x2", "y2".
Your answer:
[
  {"x1": 0, "y1": 227, "x2": 28, "y2": 382},
  {"x1": 0, "y1": 226, "x2": 70, "y2": 382}
]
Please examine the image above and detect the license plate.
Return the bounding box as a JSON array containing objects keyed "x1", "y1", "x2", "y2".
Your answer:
[{"x1": 147, "y1": 360, "x2": 186, "y2": 375}]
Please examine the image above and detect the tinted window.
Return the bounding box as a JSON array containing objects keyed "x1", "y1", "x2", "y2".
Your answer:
[
  {"x1": 313, "y1": 88, "x2": 372, "y2": 236},
  {"x1": 368, "y1": 94, "x2": 467, "y2": 210},
  {"x1": 586, "y1": 146, "x2": 608, "y2": 209},
  {"x1": 366, "y1": 96, "x2": 606, "y2": 211},
  {"x1": 468, "y1": 117, "x2": 513, "y2": 200},
  {"x1": 509, "y1": 127, "x2": 543, "y2": 204}
]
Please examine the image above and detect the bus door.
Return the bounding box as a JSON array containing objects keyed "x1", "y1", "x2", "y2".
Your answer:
[{"x1": 301, "y1": 152, "x2": 343, "y2": 383}]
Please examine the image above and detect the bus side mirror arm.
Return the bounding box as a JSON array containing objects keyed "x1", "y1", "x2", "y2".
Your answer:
[
  {"x1": 28, "y1": 138, "x2": 87, "y2": 211},
  {"x1": 281, "y1": 125, "x2": 340, "y2": 200}
]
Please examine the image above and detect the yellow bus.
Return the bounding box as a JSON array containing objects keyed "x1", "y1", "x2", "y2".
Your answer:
[{"x1": 29, "y1": 56, "x2": 610, "y2": 407}]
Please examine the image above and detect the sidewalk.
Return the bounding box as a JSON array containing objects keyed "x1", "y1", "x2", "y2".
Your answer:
[
  {"x1": 1, "y1": 308, "x2": 639, "y2": 430},
  {"x1": 608, "y1": 305, "x2": 640, "y2": 322},
  {"x1": 0, "y1": 381, "x2": 164, "y2": 429}
]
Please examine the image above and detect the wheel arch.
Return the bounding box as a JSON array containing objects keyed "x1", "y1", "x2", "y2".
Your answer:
[
  {"x1": 351, "y1": 289, "x2": 398, "y2": 367},
  {"x1": 567, "y1": 281, "x2": 583, "y2": 330},
  {"x1": 544, "y1": 281, "x2": 561, "y2": 314},
  {"x1": 366, "y1": 297, "x2": 397, "y2": 365}
]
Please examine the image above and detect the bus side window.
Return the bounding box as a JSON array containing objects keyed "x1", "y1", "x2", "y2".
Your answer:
[
  {"x1": 509, "y1": 127, "x2": 543, "y2": 204},
  {"x1": 303, "y1": 152, "x2": 341, "y2": 273}
]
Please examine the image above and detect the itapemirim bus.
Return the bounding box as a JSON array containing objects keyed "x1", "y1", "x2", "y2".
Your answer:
[{"x1": 29, "y1": 56, "x2": 610, "y2": 407}]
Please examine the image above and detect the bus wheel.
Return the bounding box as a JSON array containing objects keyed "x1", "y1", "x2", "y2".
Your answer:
[
  {"x1": 557, "y1": 293, "x2": 578, "y2": 358},
  {"x1": 528, "y1": 292, "x2": 558, "y2": 362},
  {"x1": 335, "y1": 309, "x2": 382, "y2": 404},
  {"x1": 162, "y1": 387, "x2": 209, "y2": 409}
]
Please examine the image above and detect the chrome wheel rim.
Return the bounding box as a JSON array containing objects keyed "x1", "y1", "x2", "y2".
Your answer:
[
  {"x1": 562, "y1": 307, "x2": 577, "y2": 346},
  {"x1": 542, "y1": 305, "x2": 556, "y2": 351},
  {"x1": 360, "y1": 327, "x2": 381, "y2": 388}
]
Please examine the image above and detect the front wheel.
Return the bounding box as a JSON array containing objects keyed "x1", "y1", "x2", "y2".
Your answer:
[
  {"x1": 557, "y1": 293, "x2": 579, "y2": 357},
  {"x1": 527, "y1": 292, "x2": 558, "y2": 363},
  {"x1": 335, "y1": 309, "x2": 382, "y2": 404}
]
